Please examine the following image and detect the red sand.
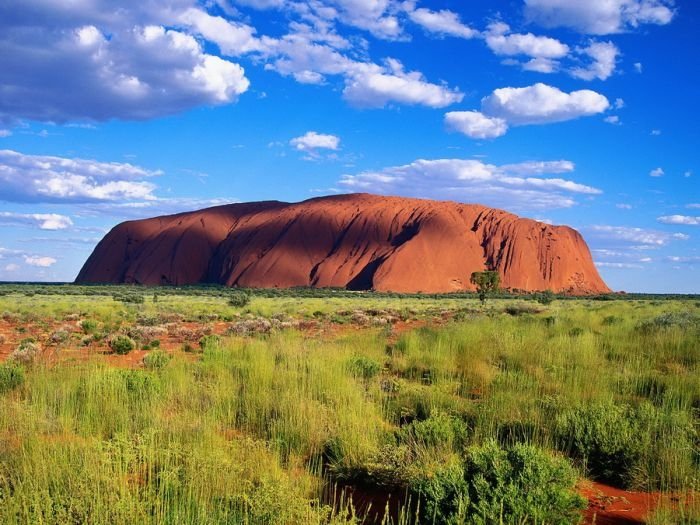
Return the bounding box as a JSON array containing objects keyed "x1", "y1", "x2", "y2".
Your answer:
[{"x1": 76, "y1": 193, "x2": 609, "y2": 294}]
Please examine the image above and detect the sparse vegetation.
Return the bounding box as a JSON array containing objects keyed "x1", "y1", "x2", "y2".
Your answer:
[{"x1": 0, "y1": 284, "x2": 697, "y2": 524}]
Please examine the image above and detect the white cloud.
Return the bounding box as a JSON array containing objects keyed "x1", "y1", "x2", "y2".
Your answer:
[
  {"x1": 483, "y1": 83, "x2": 609, "y2": 125},
  {"x1": 0, "y1": 130, "x2": 11, "y2": 138},
  {"x1": 0, "y1": 212, "x2": 73, "y2": 230},
  {"x1": 570, "y1": 41, "x2": 619, "y2": 81},
  {"x1": 179, "y1": 7, "x2": 264, "y2": 56},
  {"x1": 290, "y1": 131, "x2": 340, "y2": 152},
  {"x1": 0, "y1": 149, "x2": 159, "y2": 203},
  {"x1": 445, "y1": 111, "x2": 508, "y2": 139},
  {"x1": 525, "y1": 0, "x2": 676, "y2": 35},
  {"x1": 649, "y1": 167, "x2": 664, "y2": 177},
  {"x1": 616, "y1": 203, "x2": 632, "y2": 209},
  {"x1": 521, "y1": 57, "x2": 559, "y2": 73},
  {"x1": 261, "y1": 29, "x2": 463, "y2": 109},
  {"x1": 614, "y1": 98, "x2": 625, "y2": 109},
  {"x1": 0, "y1": 5, "x2": 251, "y2": 123},
  {"x1": 4, "y1": 263, "x2": 19, "y2": 272},
  {"x1": 23, "y1": 255, "x2": 57, "y2": 267},
  {"x1": 342, "y1": 59, "x2": 463, "y2": 108},
  {"x1": 484, "y1": 23, "x2": 569, "y2": 59},
  {"x1": 651, "y1": 129, "x2": 661, "y2": 136},
  {"x1": 339, "y1": 157, "x2": 600, "y2": 210},
  {"x1": 634, "y1": 62, "x2": 643, "y2": 73},
  {"x1": 408, "y1": 7, "x2": 477, "y2": 39},
  {"x1": 587, "y1": 225, "x2": 689, "y2": 246},
  {"x1": 596, "y1": 261, "x2": 643, "y2": 269},
  {"x1": 447, "y1": 83, "x2": 609, "y2": 139},
  {"x1": 604, "y1": 115, "x2": 621, "y2": 125},
  {"x1": 657, "y1": 215, "x2": 700, "y2": 226},
  {"x1": 666, "y1": 256, "x2": 700, "y2": 263}
]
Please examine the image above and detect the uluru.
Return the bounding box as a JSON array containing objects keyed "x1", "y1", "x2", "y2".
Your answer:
[{"x1": 76, "y1": 193, "x2": 610, "y2": 294}]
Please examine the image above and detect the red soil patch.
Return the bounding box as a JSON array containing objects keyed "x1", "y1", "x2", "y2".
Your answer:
[{"x1": 581, "y1": 481, "x2": 662, "y2": 524}]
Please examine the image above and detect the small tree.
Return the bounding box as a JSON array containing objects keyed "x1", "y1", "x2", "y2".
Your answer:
[{"x1": 470, "y1": 270, "x2": 500, "y2": 304}]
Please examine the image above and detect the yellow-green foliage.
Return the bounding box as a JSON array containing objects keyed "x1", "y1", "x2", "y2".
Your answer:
[{"x1": 0, "y1": 290, "x2": 698, "y2": 524}]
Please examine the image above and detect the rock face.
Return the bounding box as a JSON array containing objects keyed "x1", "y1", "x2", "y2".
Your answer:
[{"x1": 76, "y1": 193, "x2": 610, "y2": 294}]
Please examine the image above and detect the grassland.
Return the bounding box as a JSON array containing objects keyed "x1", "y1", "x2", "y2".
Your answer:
[{"x1": 0, "y1": 285, "x2": 697, "y2": 524}]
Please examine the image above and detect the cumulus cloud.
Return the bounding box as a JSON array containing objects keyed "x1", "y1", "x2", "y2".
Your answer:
[
  {"x1": 0, "y1": 3, "x2": 251, "y2": 123},
  {"x1": 445, "y1": 111, "x2": 508, "y2": 139},
  {"x1": 0, "y1": 212, "x2": 73, "y2": 230},
  {"x1": 339, "y1": 157, "x2": 600, "y2": 210},
  {"x1": 448, "y1": 83, "x2": 609, "y2": 139},
  {"x1": 649, "y1": 167, "x2": 664, "y2": 177},
  {"x1": 0, "y1": 149, "x2": 159, "y2": 203},
  {"x1": 657, "y1": 215, "x2": 700, "y2": 226},
  {"x1": 484, "y1": 23, "x2": 569, "y2": 59},
  {"x1": 179, "y1": 7, "x2": 264, "y2": 56},
  {"x1": 524, "y1": 0, "x2": 676, "y2": 35},
  {"x1": 290, "y1": 131, "x2": 340, "y2": 152},
  {"x1": 481, "y1": 83, "x2": 610, "y2": 125},
  {"x1": 408, "y1": 7, "x2": 478, "y2": 39},
  {"x1": 23, "y1": 255, "x2": 57, "y2": 267},
  {"x1": 604, "y1": 115, "x2": 621, "y2": 125}
]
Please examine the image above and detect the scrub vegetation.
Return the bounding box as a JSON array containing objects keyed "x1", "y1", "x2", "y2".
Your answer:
[{"x1": 0, "y1": 285, "x2": 697, "y2": 524}]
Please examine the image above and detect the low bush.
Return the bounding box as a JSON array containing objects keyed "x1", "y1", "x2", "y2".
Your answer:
[
  {"x1": 461, "y1": 440, "x2": 586, "y2": 524},
  {"x1": 554, "y1": 401, "x2": 696, "y2": 489},
  {"x1": 227, "y1": 292, "x2": 250, "y2": 308},
  {"x1": 347, "y1": 356, "x2": 382, "y2": 380},
  {"x1": 0, "y1": 362, "x2": 25, "y2": 393},
  {"x1": 534, "y1": 290, "x2": 555, "y2": 305},
  {"x1": 199, "y1": 334, "x2": 221, "y2": 350},
  {"x1": 80, "y1": 319, "x2": 98, "y2": 334},
  {"x1": 109, "y1": 335, "x2": 135, "y2": 355},
  {"x1": 10, "y1": 338, "x2": 41, "y2": 364},
  {"x1": 504, "y1": 304, "x2": 543, "y2": 316},
  {"x1": 143, "y1": 349, "x2": 172, "y2": 370}
]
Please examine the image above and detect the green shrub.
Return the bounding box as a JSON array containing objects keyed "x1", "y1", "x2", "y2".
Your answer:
[
  {"x1": 397, "y1": 412, "x2": 469, "y2": 451},
  {"x1": 504, "y1": 304, "x2": 543, "y2": 316},
  {"x1": 602, "y1": 315, "x2": 622, "y2": 325},
  {"x1": 227, "y1": 292, "x2": 250, "y2": 308},
  {"x1": 143, "y1": 350, "x2": 172, "y2": 370},
  {"x1": 347, "y1": 355, "x2": 382, "y2": 380},
  {"x1": 80, "y1": 319, "x2": 98, "y2": 334},
  {"x1": 462, "y1": 440, "x2": 586, "y2": 524},
  {"x1": 0, "y1": 362, "x2": 25, "y2": 393},
  {"x1": 534, "y1": 290, "x2": 555, "y2": 305},
  {"x1": 109, "y1": 335, "x2": 135, "y2": 355},
  {"x1": 199, "y1": 334, "x2": 221, "y2": 350},
  {"x1": 409, "y1": 458, "x2": 469, "y2": 524},
  {"x1": 555, "y1": 401, "x2": 640, "y2": 487}
]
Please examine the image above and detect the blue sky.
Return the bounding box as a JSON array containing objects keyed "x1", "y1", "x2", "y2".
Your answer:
[{"x1": 0, "y1": 0, "x2": 698, "y2": 292}]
